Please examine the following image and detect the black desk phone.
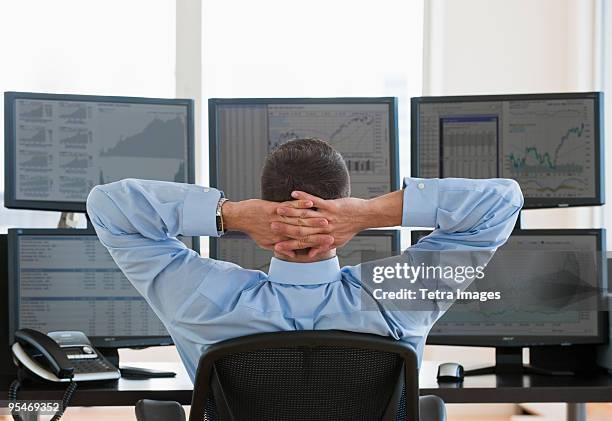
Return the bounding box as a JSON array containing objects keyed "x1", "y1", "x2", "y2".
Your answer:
[
  {"x1": 11, "y1": 329, "x2": 120, "y2": 382},
  {"x1": 8, "y1": 329, "x2": 120, "y2": 420}
]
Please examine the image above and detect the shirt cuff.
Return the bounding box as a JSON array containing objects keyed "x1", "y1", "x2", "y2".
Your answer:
[
  {"x1": 182, "y1": 186, "x2": 223, "y2": 237},
  {"x1": 402, "y1": 178, "x2": 439, "y2": 227}
]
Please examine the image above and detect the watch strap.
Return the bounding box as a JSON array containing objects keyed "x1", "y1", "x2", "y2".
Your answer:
[{"x1": 215, "y1": 198, "x2": 229, "y2": 236}]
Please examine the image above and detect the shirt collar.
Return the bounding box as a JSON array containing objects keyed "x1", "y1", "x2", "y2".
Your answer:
[{"x1": 267, "y1": 257, "x2": 342, "y2": 285}]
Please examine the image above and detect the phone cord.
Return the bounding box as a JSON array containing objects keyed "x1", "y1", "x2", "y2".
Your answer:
[
  {"x1": 8, "y1": 380, "x2": 24, "y2": 421},
  {"x1": 8, "y1": 379, "x2": 78, "y2": 421},
  {"x1": 50, "y1": 381, "x2": 78, "y2": 421}
]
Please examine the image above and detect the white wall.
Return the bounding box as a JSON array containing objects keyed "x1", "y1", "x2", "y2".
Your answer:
[{"x1": 424, "y1": 0, "x2": 600, "y2": 94}]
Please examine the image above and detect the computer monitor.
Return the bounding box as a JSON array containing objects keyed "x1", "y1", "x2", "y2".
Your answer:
[
  {"x1": 412, "y1": 229, "x2": 606, "y2": 375},
  {"x1": 4, "y1": 92, "x2": 195, "y2": 212},
  {"x1": 7, "y1": 229, "x2": 200, "y2": 350},
  {"x1": 0, "y1": 234, "x2": 15, "y2": 375},
  {"x1": 411, "y1": 229, "x2": 606, "y2": 347},
  {"x1": 208, "y1": 97, "x2": 399, "y2": 202},
  {"x1": 411, "y1": 92, "x2": 605, "y2": 209},
  {"x1": 216, "y1": 230, "x2": 400, "y2": 272}
]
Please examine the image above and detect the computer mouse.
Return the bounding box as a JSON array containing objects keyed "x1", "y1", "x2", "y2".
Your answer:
[{"x1": 437, "y1": 362, "x2": 464, "y2": 382}]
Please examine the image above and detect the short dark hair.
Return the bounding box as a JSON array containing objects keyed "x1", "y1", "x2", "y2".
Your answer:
[{"x1": 261, "y1": 138, "x2": 350, "y2": 202}]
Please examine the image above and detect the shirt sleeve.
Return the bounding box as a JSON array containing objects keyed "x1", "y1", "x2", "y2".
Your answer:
[
  {"x1": 85, "y1": 179, "x2": 256, "y2": 327},
  {"x1": 402, "y1": 177, "x2": 524, "y2": 251},
  {"x1": 400, "y1": 177, "x2": 523, "y2": 329},
  {"x1": 344, "y1": 177, "x2": 524, "y2": 344}
]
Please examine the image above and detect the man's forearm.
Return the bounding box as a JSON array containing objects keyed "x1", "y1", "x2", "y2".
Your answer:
[
  {"x1": 220, "y1": 200, "x2": 244, "y2": 232},
  {"x1": 360, "y1": 190, "x2": 404, "y2": 229}
]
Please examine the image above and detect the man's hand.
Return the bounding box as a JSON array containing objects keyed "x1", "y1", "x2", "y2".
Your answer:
[
  {"x1": 272, "y1": 191, "x2": 371, "y2": 258},
  {"x1": 221, "y1": 198, "x2": 334, "y2": 257},
  {"x1": 272, "y1": 189, "x2": 405, "y2": 258}
]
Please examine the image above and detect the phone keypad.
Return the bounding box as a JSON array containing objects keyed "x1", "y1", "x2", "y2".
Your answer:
[{"x1": 72, "y1": 359, "x2": 117, "y2": 374}]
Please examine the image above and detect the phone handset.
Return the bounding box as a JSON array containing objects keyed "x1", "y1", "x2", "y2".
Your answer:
[{"x1": 13, "y1": 328, "x2": 74, "y2": 380}]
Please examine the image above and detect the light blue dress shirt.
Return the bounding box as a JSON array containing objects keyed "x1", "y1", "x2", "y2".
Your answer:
[{"x1": 86, "y1": 177, "x2": 523, "y2": 381}]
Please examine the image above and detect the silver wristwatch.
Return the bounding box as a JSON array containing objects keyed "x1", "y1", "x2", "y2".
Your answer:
[{"x1": 215, "y1": 197, "x2": 229, "y2": 236}]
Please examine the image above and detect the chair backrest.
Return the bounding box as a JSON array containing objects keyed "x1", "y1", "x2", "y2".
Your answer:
[{"x1": 189, "y1": 330, "x2": 420, "y2": 421}]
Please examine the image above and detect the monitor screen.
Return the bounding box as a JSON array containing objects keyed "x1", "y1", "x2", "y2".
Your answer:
[
  {"x1": 411, "y1": 92, "x2": 604, "y2": 208},
  {"x1": 8, "y1": 229, "x2": 199, "y2": 348},
  {"x1": 4, "y1": 92, "x2": 195, "y2": 212},
  {"x1": 209, "y1": 98, "x2": 399, "y2": 201},
  {"x1": 412, "y1": 229, "x2": 606, "y2": 346},
  {"x1": 216, "y1": 230, "x2": 400, "y2": 273}
]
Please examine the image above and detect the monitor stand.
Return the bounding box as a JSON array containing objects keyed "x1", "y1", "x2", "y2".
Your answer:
[
  {"x1": 57, "y1": 212, "x2": 96, "y2": 230},
  {"x1": 464, "y1": 347, "x2": 575, "y2": 377},
  {"x1": 99, "y1": 348, "x2": 177, "y2": 379},
  {"x1": 57, "y1": 212, "x2": 80, "y2": 229}
]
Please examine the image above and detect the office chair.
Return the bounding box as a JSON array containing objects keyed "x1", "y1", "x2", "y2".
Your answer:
[{"x1": 135, "y1": 330, "x2": 446, "y2": 421}]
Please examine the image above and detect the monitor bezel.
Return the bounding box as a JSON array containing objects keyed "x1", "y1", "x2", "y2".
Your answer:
[
  {"x1": 207, "y1": 97, "x2": 400, "y2": 259},
  {"x1": 0, "y1": 234, "x2": 16, "y2": 375},
  {"x1": 7, "y1": 228, "x2": 201, "y2": 349},
  {"x1": 410, "y1": 91, "x2": 605, "y2": 209},
  {"x1": 4, "y1": 91, "x2": 196, "y2": 213},
  {"x1": 411, "y1": 228, "x2": 607, "y2": 347},
  {"x1": 211, "y1": 228, "x2": 401, "y2": 268}
]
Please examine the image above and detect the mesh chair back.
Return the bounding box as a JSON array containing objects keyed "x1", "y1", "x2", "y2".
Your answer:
[{"x1": 190, "y1": 331, "x2": 420, "y2": 421}]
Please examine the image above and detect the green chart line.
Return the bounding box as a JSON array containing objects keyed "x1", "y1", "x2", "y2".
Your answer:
[{"x1": 508, "y1": 122, "x2": 585, "y2": 170}]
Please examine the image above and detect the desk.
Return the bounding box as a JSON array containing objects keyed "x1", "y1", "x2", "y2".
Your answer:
[
  {"x1": 2, "y1": 362, "x2": 611, "y2": 421},
  {"x1": 419, "y1": 362, "x2": 612, "y2": 421},
  {"x1": 0, "y1": 363, "x2": 192, "y2": 407}
]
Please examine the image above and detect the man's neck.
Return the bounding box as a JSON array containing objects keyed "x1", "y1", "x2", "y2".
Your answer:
[{"x1": 273, "y1": 249, "x2": 337, "y2": 263}]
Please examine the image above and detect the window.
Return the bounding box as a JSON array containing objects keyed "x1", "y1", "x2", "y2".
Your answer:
[
  {"x1": 0, "y1": 0, "x2": 176, "y2": 232},
  {"x1": 202, "y1": 0, "x2": 424, "y2": 183}
]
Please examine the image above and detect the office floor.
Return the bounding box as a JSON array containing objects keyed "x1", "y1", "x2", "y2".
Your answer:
[{"x1": 1, "y1": 404, "x2": 611, "y2": 420}]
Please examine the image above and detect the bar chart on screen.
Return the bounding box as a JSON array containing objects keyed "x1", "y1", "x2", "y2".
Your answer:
[
  {"x1": 440, "y1": 115, "x2": 499, "y2": 178},
  {"x1": 267, "y1": 103, "x2": 391, "y2": 199}
]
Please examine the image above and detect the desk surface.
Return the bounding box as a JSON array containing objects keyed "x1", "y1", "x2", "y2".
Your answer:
[{"x1": 1, "y1": 362, "x2": 612, "y2": 407}]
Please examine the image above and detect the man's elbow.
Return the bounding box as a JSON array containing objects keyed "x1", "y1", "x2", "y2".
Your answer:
[
  {"x1": 498, "y1": 179, "x2": 524, "y2": 209},
  {"x1": 86, "y1": 186, "x2": 110, "y2": 228},
  {"x1": 493, "y1": 179, "x2": 524, "y2": 243}
]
